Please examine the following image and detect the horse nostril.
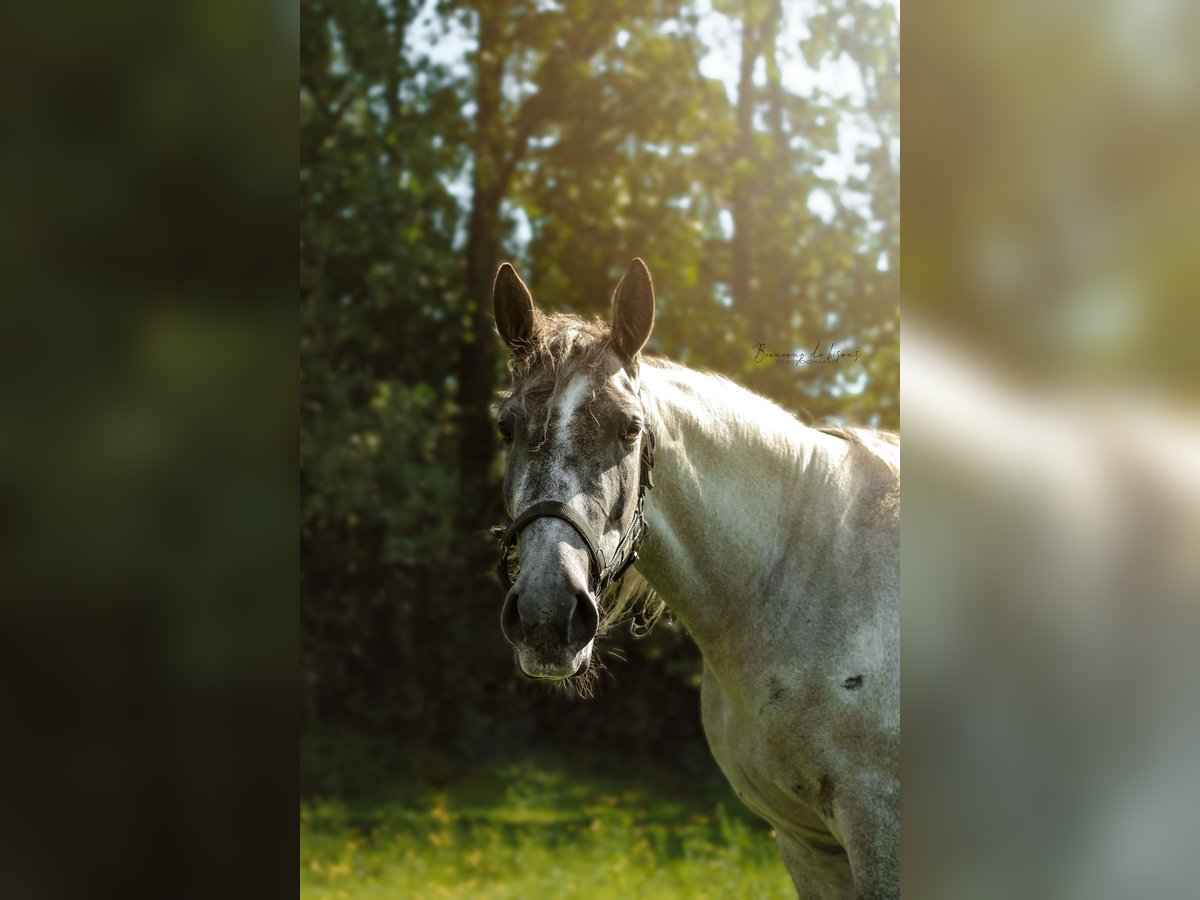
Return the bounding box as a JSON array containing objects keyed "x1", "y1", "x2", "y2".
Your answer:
[
  {"x1": 500, "y1": 591, "x2": 524, "y2": 646},
  {"x1": 569, "y1": 592, "x2": 599, "y2": 647}
]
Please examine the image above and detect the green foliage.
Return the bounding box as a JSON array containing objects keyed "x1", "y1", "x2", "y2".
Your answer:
[{"x1": 301, "y1": 0, "x2": 471, "y2": 731}]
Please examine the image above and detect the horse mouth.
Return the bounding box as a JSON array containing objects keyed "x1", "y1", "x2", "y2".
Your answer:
[{"x1": 514, "y1": 644, "x2": 592, "y2": 681}]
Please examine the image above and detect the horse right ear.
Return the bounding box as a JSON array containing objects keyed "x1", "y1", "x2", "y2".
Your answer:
[{"x1": 493, "y1": 263, "x2": 536, "y2": 354}]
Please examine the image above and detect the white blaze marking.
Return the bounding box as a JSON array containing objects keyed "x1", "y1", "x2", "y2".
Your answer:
[{"x1": 552, "y1": 374, "x2": 591, "y2": 491}]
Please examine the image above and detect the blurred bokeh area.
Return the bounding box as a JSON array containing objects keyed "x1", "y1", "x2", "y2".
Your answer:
[
  {"x1": 0, "y1": 1, "x2": 295, "y2": 897},
  {"x1": 20, "y1": 0, "x2": 1200, "y2": 894},
  {"x1": 300, "y1": 0, "x2": 896, "y2": 895},
  {"x1": 903, "y1": 0, "x2": 1200, "y2": 896}
]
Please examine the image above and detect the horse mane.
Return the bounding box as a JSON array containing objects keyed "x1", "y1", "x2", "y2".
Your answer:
[
  {"x1": 600, "y1": 569, "x2": 667, "y2": 639},
  {"x1": 640, "y1": 357, "x2": 900, "y2": 485},
  {"x1": 501, "y1": 312, "x2": 614, "y2": 405}
]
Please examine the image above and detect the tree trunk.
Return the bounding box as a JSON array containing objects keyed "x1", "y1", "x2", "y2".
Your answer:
[
  {"x1": 762, "y1": 0, "x2": 789, "y2": 322},
  {"x1": 729, "y1": 0, "x2": 768, "y2": 336},
  {"x1": 457, "y1": 5, "x2": 505, "y2": 537},
  {"x1": 383, "y1": 0, "x2": 411, "y2": 170},
  {"x1": 731, "y1": 0, "x2": 763, "y2": 329}
]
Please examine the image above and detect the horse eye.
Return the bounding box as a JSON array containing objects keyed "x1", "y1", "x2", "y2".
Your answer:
[
  {"x1": 622, "y1": 422, "x2": 641, "y2": 442},
  {"x1": 497, "y1": 417, "x2": 514, "y2": 443}
]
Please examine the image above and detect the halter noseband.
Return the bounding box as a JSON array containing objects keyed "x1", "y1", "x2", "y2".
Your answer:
[{"x1": 495, "y1": 426, "x2": 656, "y2": 598}]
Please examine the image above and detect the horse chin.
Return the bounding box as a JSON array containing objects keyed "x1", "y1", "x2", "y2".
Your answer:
[{"x1": 516, "y1": 643, "x2": 593, "y2": 681}]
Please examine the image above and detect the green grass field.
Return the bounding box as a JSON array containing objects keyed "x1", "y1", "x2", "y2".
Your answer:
[{"x1": 300, "y1": 748, "x2": 794, "y2": 899}]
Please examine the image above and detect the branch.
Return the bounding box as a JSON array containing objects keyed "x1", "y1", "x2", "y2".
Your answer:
[{"x1": 497, "y1": 3, "x2": 631, "y2": 187}]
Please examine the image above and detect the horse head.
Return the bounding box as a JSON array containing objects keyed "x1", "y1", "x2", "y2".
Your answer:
[{"x1": 492, "y1": 259, "x2": 656, "y2": 681}]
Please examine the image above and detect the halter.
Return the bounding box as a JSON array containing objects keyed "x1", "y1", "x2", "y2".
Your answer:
[{"x1": 495, "y1": 426, "x2": 655, "y2": 598}]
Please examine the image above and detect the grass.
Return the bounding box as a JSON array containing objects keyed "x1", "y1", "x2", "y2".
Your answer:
[{"x1": 300, "y1": 747, "x2": 795, "y2": 899}]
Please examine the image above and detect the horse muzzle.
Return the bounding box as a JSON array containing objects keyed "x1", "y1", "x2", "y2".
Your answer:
[{"x1": 500, "y1": 582, "x2": 598, "y2": 680}]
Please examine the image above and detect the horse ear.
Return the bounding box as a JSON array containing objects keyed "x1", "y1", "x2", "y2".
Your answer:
[
  {"x1": 493, "y1": 263, "x2": 536, "y2": 354},
  {"x1": 611, "y1": 258, "x2": 655, "y2": 361}
]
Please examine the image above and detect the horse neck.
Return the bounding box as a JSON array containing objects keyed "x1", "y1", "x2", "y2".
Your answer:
[{"x1": 635, "y1": 362, "x2": 853, "y2": 662}]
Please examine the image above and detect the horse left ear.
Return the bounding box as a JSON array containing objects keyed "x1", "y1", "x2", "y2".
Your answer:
[
  {"x1": 611, "y1": 258, "x2": 655, "y2": 362},
  {"x1": 494, "y1": 262, "x2": 537, "y2": 355}
]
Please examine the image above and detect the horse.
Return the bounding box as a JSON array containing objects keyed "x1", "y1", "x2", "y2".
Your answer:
[{"x1": 490, "y1": 258, "x2": 900, "y2": 898}]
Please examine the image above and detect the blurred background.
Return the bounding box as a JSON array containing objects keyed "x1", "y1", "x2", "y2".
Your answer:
[
  {"x1": 0, "y1": 1, "x2": 295, "y2": 898},
  {"x1": 903, "y1": 0, "x2": 1200, "y2": 896},
  {"x1": 300, "y1": 0, "x2": 896, "y2": 894},
  {"x1": 11, "y1": 0, "x2": 1195, "y2": 895}
]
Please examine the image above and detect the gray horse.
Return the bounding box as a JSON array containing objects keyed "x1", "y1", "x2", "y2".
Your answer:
[{"x1": 492, "y1": 259, "x2": 899, "y2": 899}]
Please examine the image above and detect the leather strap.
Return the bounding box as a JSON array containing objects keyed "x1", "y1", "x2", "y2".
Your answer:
[
  {"x1": 496, "y1": 425, "x2": 656, "y2": 597},
  {"x1": 501, "y1": 500, "x2": 606, "y2": 578}
]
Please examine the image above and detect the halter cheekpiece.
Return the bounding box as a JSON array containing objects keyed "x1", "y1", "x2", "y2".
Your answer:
[{"x1": 495, "y1": 426, "x2": 656, "y2": 598}]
